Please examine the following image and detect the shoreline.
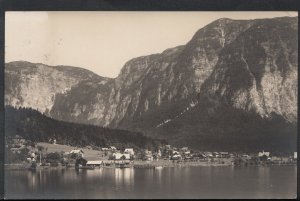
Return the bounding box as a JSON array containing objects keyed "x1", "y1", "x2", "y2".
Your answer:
[{"x1": 5, "y1": 160, "x2": 296, "y2": 170}]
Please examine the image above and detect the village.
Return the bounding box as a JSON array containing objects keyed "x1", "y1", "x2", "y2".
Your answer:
[{"x1": 5, "y1": 135, "x2": 297, "y2": 170}]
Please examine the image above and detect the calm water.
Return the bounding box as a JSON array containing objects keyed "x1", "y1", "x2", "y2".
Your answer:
[{"x1": 5, "y1": 166, "x2": 297, "y2": 199}]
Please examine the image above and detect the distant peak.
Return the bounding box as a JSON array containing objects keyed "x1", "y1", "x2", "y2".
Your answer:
[{"x1": 217, "y1": 17, "x2": 233, "y2": 21}]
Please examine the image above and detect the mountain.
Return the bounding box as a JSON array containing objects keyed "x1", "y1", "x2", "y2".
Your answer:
[
  {"x1": 5, "y1": 61, "x2": 110, "y2": 113},
  {"x1": 150, "y1": 16, "x2": 298, "y2": 153},
  {"x1": 49, "y1": 18, "x2": 255, "y2": 127},
  {"x1": 5, "y1": 17, "x2": 298, "y2": 152},
  {"x1": 5, "y1": 106, "x2": 165, "y2": 150}
]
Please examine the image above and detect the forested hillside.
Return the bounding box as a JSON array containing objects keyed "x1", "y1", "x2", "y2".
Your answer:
[{"x1": 5, "y1": 106, "x2": 166, "y2": 151}]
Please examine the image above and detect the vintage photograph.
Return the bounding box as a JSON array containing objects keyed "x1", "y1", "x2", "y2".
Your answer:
[{"x1": 4, "y1": 11, "x2": 297, "y2": 199}]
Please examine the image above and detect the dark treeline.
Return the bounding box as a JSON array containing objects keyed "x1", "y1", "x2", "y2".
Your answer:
[
  {"x1": 5, "y1": 106, "x2": 167, "y2": 151},
  {"x1": 157, "y1": 103, "x2": 297, "y2": 155}
]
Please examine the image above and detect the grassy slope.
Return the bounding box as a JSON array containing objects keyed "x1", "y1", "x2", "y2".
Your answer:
[{"x1": 36, "y1": 142, "x2": 107, "y2": 160}]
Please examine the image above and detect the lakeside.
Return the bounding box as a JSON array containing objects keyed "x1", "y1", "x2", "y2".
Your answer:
[
  {"x1": 4, "y1": 160, "x2": 232, "y2": 170},
  {"x1": 5, "y1": 158, "x2": 296, "y2": 171},
  {"x1": 6, "y1": 140, "x2": 297, "y2": 171}
]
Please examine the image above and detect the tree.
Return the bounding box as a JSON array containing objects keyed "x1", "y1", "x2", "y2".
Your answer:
[
  {"x1": 46, "y1": 152, "x2": 61, "y2": 164},
  {"x1": 69, "y1": 153, "x2": 78, "y2": 159}
]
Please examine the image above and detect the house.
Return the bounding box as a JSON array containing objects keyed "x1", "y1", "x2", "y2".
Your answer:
[
  {"x1": 114, "y1": 153, "x2": 131, "y2": 160},
  {"x1": 110, "y1": 146, "x2": 117, "y2": 151},
  {"x1": 192, "y1": 153, "x2": 206, "y2": 159},
  {"x1": 30, "y1": 152, "x2": 36, "y2": 158},
  {"x1": 206, "y1": 152, "x2": 213, "y2": 158},
  {"x1": 172, "y1": 154, "x2": 182, "y2": 160},
  {"x1": 124, "y1": 148, "x2": 135, "y2": 156},
  {"x1": 181, "y1": 147, "x2": 189, "y2": 152},
  {"x1": 220, "y1": 152, "x2": 229, "y2": 158},
  {"x1": 145, "y1": 149, "x2": 152, "y2": 154},
  {"x1": 115, "y1": 160, "x2": 131, "y2": 167},
  {"x1": 102, "y1": 160, "x2": 113, "y2": 166},
  {"x1": 145, "y1": 150, "x2": 153, "y2": 161},
  {"x1": 242, "y1": 154, "x2": 251, "y2": 160},
  {"x1": 271, "y1": 156, "x2": 281, "y2": 162},
  {"x1": 86, "y1": 160, "x2": 102, "y2": 167},
  {"x1": 146, "y1": 155, "x2": 154, "y2": 161},
  {"x1": 213, "y1": 152, "x2": 220, "y2": 158},
  {"x1": 70, "y1": 149, "x2": 84, "y2": 157},
  {"x1": 258, "y1": 150, "x2": 270, "y2": 157},
  {"x1": 173, "y1": 150, "x2": 180, "y2": 155},
  {"x1": 102, "y1": 148, "x2": 109, "y2": 151},
  {"x1": 157, "y1": 150, "x2": 162, "y2": 159},
  {"x1": 10, "y1": 135, "x2": 26, "y2": 144}
]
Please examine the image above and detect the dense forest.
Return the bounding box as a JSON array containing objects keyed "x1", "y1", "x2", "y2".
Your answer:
[{"x1": 5, "y1": 106, "x2": 167, "y2": 151}]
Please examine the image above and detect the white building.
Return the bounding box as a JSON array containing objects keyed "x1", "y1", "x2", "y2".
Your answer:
[
  {"x1": 294, "y1": 152, "x2": 297, "y2": 159},
  {"x1": 173, "y1": 150, "x2": 179, "y2": 155},
  {"x1": 113, "y1": 153, "x2": 130, "y2": 160},
  {"x1": 70, "y1": 149, "x2": 84, "y2": 157},
  {"x1": 157, "y1": 150, "x2": 162, "y2": 158},
  {"x1": 181, "y1": 147, "x2": 189, "y2": 152},
  {"x1": 30, "y1": 152, "x2": 36, "y2": 158},
  {"x1": 124, "y1": 148, "x2": 135, "y2": 156},
  {"x1": 258, "y1": 150, "x2": 270, "y2": 157},
  {"x1": 145, "y1": 150, "x2": 153, "y2": 161},
  {"x1": 172, "y1": 154, "x2": 182, "y2": 160},
  {"x1": 146, "y1": 155, "x2": 154, "y2": 161},
  {"x1": 110, "y1": 146, "x2": 117, "y2": 151},
  {"x1": 86, "y1": 161, "x2": 102, "y2": 166}
]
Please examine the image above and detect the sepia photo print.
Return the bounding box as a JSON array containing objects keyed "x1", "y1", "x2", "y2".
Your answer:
[{"x1": 4, "y1": 11, "x2": 298, "y2": 199}]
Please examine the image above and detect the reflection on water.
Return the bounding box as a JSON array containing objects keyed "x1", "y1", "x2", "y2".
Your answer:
[
  {"x1": 115, "y1": 168, "x2": 134, "y2": 187},
  {"x1": 5, "y1": 166, "x2": 297, "y2": 199},
  {"x1": 27, "y1": 170, "x2": 37, "y2": 191},
  {"x1": 156, "y1": 167, "x2": 162, "y2": 185}
]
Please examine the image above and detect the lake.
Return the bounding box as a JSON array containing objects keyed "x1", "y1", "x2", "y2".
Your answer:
[{"x1": 5, "y1": 165, "x2": 297, "y2": 199}]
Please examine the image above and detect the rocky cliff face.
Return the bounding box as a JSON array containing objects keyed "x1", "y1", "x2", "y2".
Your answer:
[
  {"x1": 5, "y1": 17, "x2": 298, "y2": 151},
  {"x1": 5, "y1": 61, "x2": 109, "y2": 113},
  {"x1": 150, "y1": 17, "x2": 297, "y2": 152},
  {"x1": 49, "y1": 17, "x2": 257, "y2": 128},
  {"x1": 200, "y1": 17, "x2": 298, "y2": 123}
]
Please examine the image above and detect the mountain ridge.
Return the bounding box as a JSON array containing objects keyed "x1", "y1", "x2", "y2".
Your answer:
[{"x1": 5, "y1": 16, "x2": 298, "y2": 151}]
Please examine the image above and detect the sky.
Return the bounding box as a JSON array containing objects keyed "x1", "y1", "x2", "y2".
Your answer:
[{"x1": 5, "y1": 11, "x2": 298, "y2": 78}]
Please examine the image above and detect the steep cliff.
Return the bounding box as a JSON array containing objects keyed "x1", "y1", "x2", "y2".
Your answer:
[
  {"x1": 151, "y1": 17, "x2": 297, "y2": 152},
  {"x1": 5, "y1": 61, "x2": 109, "y2": 113},
  {"x1": 200, "y1": 17, "x2": 298, "y2": 123},
  {"x1": 49, "y1": 18, "x2": 255, "y2": 128}
]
